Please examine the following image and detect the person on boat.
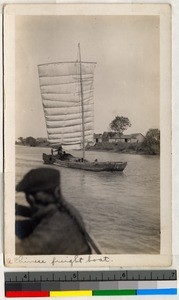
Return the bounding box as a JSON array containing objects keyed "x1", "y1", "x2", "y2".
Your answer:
[
  {"x1": 15, "y1": 167, "x2": 92, "y2": 255},
  {"x1": 57, "y1": 145, "x2": 63, "y2": 157},
  {"x1": 50, "y1": 145, "x2": 63, "y2": 158}
]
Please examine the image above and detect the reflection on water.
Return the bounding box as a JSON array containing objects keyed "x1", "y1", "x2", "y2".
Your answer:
[{"x1": 16, "y1": 145, "x2": 160, "y2": 254}]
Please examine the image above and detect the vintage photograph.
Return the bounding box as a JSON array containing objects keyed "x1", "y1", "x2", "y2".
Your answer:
[{"x1": 4, "y1": 4, "x2": 171, "y2": 267}]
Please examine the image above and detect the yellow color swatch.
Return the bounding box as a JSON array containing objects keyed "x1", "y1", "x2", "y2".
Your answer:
[{"x1": 50, "y1": 290, "x2": 92, "y2": 297}]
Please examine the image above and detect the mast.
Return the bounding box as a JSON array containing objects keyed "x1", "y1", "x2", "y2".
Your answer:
[{"x1": 78, "y1": 43, "x2": 85, "y2": 161}]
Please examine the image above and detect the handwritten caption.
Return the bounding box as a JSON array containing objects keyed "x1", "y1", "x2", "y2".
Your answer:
[{"x1": 9, "y1": 255, "x2": 112, "y2": 267}]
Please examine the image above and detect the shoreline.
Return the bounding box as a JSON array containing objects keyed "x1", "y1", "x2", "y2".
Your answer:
[
  {"x1": 15, "y1": 144, "x2": 159, "y2": 156},
  {"x1": 86, "y1": 148, "x2": 159, "y2": 156},
  {"x1": 85, "y1": 142, "x2": 160, "y2": 156}
]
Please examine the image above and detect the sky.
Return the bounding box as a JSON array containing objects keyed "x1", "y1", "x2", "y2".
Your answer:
[{"x1": 15, "y1": 15, "x2": 160, "y2": 139}]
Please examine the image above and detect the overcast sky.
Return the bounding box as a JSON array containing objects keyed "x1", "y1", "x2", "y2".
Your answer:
[{"x1": 15, "y1": 15, "x2": 159, "y2": 139}]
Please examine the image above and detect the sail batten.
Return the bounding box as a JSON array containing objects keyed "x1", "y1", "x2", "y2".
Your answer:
[
  {"x1": 39, "y1": 75, "x2": 93, "y2": 85},
  {"x1": 42, "y1": 94, "x2": 94, "y2": 102},
  {"x1": 47, "y1": 121, "x2": 93, "y2": 130},
  {"x1": 47, "y1": 124, "x2": 93, "y2": 135},
  {"x1": 48, "y1": 134, "x2": 93, "y2": 142},
  {"x1": 41, "y1": 87, "x2": 94, "y2": 95},
  {"x1": 46, "y1": 117, "x2": 93, "y2": 128},
  {"x1": 41, "y1": 81, "x2": 93, "y2": 92},
  {"x1": 40, "y1": 78, "x2": 93, "y2": 86},
  {"x1": 45, "y1": 110, "x2": 93, "y2": 120},
  {"x1": 38, "y1": 61, "x2": 96, "y2": 148},
  {"x1": 46, "y1": 111, "x2": 93, "y2": 121},
  {"x1": 38, "y1": 62, "x2": 95, "y2": 77},
  {"x1": 43, "y1": 102, "x2": 93, "y2": 110},
  {"x1": 46, "y1": 126, "x2": 94, "y2": 138},
  {"x1": 48, "y1": 135, "x2": 93, "y2": 142},
  {"x1": 43, "y1": 97, "x2": 93, "y2": 105},
  {"x1": 44, "y1": 104, "x2": 94, "y2": 116},
  {"x1": 42, "y1": 89, "x2": 94, "y2": 96}
]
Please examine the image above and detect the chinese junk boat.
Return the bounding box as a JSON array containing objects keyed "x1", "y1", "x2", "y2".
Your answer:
[{"x1": 38, "y1": 44, "x2": 127, "y2": 172}]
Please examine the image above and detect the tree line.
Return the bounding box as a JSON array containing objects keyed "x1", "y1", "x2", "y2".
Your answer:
[
  {"x1": 109, "y1": 115, "x2": 160, "y2": 155},
  {"x1": 16, "y1": 136, "x2": 49, "y2": 147},
  {"x1": 16, "y1": 115, "x2": 160, "y2": 155}
]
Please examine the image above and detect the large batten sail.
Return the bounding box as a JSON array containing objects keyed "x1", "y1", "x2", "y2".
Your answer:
[{"x1": 38, "y1": 62, "x2": 96, "y2": 149}]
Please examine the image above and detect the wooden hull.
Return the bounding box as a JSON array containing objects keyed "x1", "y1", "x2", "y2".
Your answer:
[{"x1": 43, "y1": 153, "x2": 127, "y2": 172}]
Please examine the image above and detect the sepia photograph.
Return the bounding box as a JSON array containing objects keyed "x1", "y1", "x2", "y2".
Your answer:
[{"x1": 4, "y1": 4, "x2": 171, "y2": 267}]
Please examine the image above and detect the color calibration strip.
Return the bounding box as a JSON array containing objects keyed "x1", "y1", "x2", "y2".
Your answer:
[
  {"x1": 5, "y1": 288, "x2": 177, "y2": 297},
  {"x1": 5, "y1": 270, "x2": 177, "y2": 297}
]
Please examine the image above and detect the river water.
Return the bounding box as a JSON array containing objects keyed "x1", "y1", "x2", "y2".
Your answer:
[{"x1": 16, "y1": 145, "x2": 160, "y2": 254}]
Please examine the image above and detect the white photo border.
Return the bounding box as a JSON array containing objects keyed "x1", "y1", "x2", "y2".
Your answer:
[{"x1": 4, "y1": 3, "x2": 171, "y2": 268}]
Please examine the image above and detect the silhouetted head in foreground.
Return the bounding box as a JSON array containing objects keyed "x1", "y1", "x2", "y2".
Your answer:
[
  {"x1": 16, "y1": 167, "x2": 60, "y2": 193},
  {"x1": 15, "y1": 167, "x2": 93, "y2": 255},
  {"x1": 16, "y1": 168, "x2": 63, "y2": 207}
]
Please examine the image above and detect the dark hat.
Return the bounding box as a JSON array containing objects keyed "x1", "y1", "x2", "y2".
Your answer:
[{"x1": 16, "y1": 168, "x2": 60, "y2": 193}]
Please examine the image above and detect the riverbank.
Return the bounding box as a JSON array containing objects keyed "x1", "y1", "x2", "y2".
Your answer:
[
  {"x1": 86, "y1": 142, "x2": 160, "y2": 156},
  {"x1": 16, "y1": 141, "x2": 160, "y2": 155}
]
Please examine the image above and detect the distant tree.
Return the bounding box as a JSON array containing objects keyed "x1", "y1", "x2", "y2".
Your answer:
[
  {"x1": 102, "y1": 132, "x2": 110, "y2": 142},
  {"x1": 110, "y1": 116, "x2": 131, "y2": 135},
  {"x1": 25, "y1": 136, "x2": 36, "y2": 147},
  {"x1": 17, "y1": 137, "x2": 25, "y2": 145},
  {"x1": 142, "y1": 129, "x2": 160, "y2": 155}
]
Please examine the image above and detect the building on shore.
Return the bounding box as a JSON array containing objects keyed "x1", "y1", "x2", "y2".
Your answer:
[{"x1": 101, "y1": 132, "x2": 144, "y2": 144}]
